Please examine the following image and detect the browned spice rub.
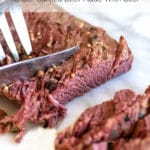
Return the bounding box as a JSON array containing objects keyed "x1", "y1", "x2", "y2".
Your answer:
[{"x1": 0, "y1": 11, "x2": 133, "y2": 142}]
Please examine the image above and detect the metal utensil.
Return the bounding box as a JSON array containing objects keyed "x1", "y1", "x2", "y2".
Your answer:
[
  {"x1": 0, "y1": 46, "x2": 80, "y2": 87},
  {"x1": 0, "y1": 0, "x2": 32, "y2": 61}
]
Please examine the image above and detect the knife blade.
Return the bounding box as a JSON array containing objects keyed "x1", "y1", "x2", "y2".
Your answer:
[{"x1": 0, "y1": 46, "x2": 80, "y2": 87}]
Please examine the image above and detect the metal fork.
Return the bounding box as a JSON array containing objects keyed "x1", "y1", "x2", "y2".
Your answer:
[{"x1": 0, "y1": 0, "x2": 32, "y2": 61}]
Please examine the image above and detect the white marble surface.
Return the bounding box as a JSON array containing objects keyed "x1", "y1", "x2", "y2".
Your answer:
[{"x1": 0, "y1": 1, "x2": 150, "y2": 149}]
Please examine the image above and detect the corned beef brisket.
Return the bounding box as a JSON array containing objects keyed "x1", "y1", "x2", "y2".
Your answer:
[{"x1": 0, "y1": 8, "x2": 133, "y2": 141}]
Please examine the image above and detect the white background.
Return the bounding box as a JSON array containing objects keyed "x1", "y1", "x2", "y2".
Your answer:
[{"x1": 0, "y1": 0, "x2": 150, "y2": 149}]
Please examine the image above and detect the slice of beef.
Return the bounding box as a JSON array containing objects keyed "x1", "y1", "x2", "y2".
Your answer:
[
  {"x1": 68, "y1": 89, "x2": 136, "y2": 138},
  {"x1": 55, "y1": 87, "x2": 150, "y2": 150},
  {"x1": 0, "y1": 6, "x2": 133, "y2": 141},
  {"x1": 93, "y1": 104, "x2": 150, "y2": 150},
  {"x1": 113, "y1": 113, "x2": 150, "y2": 150}
]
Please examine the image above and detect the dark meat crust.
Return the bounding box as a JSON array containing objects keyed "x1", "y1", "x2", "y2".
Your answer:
[
  {"x1": 55, "y1": 87, "x2": 150, "y2": 150},
  {"x1": 0, "y1": 10, "x2": 133, "y2": 141}
]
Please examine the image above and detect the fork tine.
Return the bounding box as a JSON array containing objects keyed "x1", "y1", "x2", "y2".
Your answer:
[
  {"x1": 0, "y1": 13, "x2": 19, "y2": 61},
  {"x1": 10, "y1": 1, "x2": 32, "y2": 55},
  {"x1": 0, "y1": 43, "x2": 6, "y2": 61}
]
